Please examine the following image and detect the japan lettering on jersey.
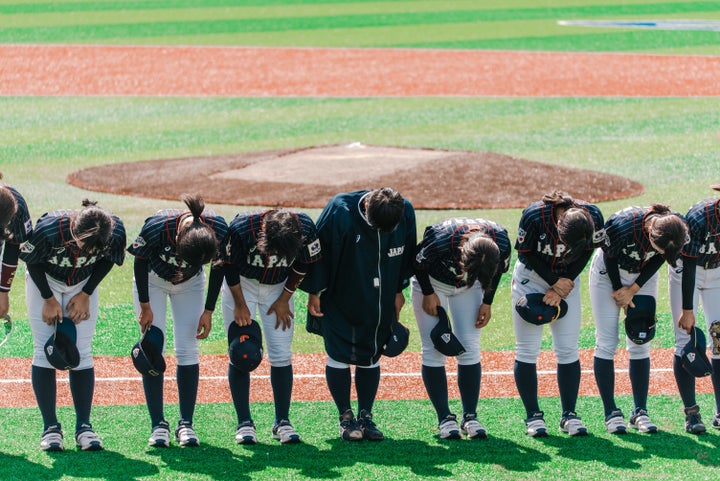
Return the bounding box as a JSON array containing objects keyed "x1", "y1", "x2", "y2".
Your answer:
[
  {"x1": 602, "y1": 206, "x2": 676, "y2": 273},
  {"x1": 681, "y1": 198, "x2": 720, "y2": 269},
  {"x1": 515, "y1": 200, "x2": 605, "y2": 275},
  {"x1": 127, "y1": 209, "x2": 228, "y2": 283},
  {"x1": 225, "y1": 211, "x2": 321, "y2": 284},
  {"x1": 416, "y1": 218, "x2": 511, "y2": 287},
  {"x1": 20, "y1": 210, "x2": 126, "y2": 285}
]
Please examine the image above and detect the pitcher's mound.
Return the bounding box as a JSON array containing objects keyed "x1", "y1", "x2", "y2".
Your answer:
[{"x1": 67, "y1": 143, "x2": 642, "y2": 209}]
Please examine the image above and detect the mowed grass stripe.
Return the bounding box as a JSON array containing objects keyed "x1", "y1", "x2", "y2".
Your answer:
[
  {"x1": 2, "y1": 2, "x2": 720, "y2": 46},
  {"x1": 2, "y1": 98, "x2": 719, "y2": 168}
]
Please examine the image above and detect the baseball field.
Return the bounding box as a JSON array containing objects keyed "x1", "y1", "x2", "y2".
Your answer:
[{"x1": 1, "y1": 1, "x2": 720, "y2": 480}]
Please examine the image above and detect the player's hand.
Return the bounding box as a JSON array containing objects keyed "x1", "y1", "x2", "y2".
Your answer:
[
  {"x1": 611, "y1": 284, "x2": 638, "y2": 309},
  {"x1": 678, "y1": 309, "x2": 696, "y2": 334},
  {"x1": 233, "y1": 302, "x2": 252, "y2": 327},
  {"x1": 66, "y1": 291, "x2": 91, "y2": 324},
  {"x1": 394, "y1": 292, "x2": 405, "y2": 321},
  {"x1": 476, "y1": 303, "x2": 492, "y2": 328},
  {"x1": 421, "y1": 293, "x2": 441, "y2": 316},
  {"x1": 0, "y1": 291, "x2": 9, "y2": 319},
  {"x1": 552, "y1": 278, "x2": 574, "y2": 298},
  {"x1": 138, "y1": 302, "x2": 154, "y2": 331},
  {"x1": 268, "y1": 297, "x2": 293, "y2": 331},
  {"x1": 196, "y1": 309, "x2": 213, "y2": 339},
  {"x1": 307, "y1": 294, "x2": 323, "y2": 317},
  {"x1": 42, "y1": 297, "x2": 63, "y2": 325},
  {"x1": 543, "y1": 288, "x2": 562, "y2": 307}
]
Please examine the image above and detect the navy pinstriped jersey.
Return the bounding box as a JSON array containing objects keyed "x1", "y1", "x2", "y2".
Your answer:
[
  {"x1": 127, "y1": 209, "x2": 228, "y2": 283},
  {"x1": 415, "y1": 218, "x2": 511, "y2": 287},
  {"x1": 1, "y1": 185, "x2": 32, "y2": 245},
  {"x1": 20, "y1": 210, "x2": 126, "y2": 285},
  {"x1": 602, "y1": 206, "x2": 684, "y2": 273},
  {"x1": 680, "y1": 198, "x2": 720, "y2": 269},
  {"x1": 225, "y1": 211, "x2": 321, "y2": 284},
  {"x1": 515, "y1": 199, "x2": 605, "y2": 275}
]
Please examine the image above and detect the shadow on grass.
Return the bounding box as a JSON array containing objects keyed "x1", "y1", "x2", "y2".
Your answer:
[
  {"x1": 218, "y1": 435, "x2": 552, "y2": 479},
  {"x1": 1, "y1": 448, "x2": 159, "y2": 481}
]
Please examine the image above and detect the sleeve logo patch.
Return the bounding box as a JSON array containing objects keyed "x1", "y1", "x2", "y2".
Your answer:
[
  {"x1": 132, "y1": 236, "x2": 146, "y2": 249},
  {"x1": 308, "y1": 238, "x2": 321, "y2": 256}
]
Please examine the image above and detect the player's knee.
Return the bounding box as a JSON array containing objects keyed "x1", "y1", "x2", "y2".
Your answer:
[
  {"x1": 421, "y1": 347, "x2": 446, "y2": 367},
  {"x1": 594, "y1": 345, "x2": 616, "y2": 360}
]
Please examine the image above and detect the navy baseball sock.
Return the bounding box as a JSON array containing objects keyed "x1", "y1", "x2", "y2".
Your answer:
[
  {"x1": 228, "y1": 364, "x2": 251, "y2": 423},
  {"x1": 355, "y1": 365, "x2": 380, "y2": 414},
  {"x1": 271, "y1": 365, "x2": 293, "y2": 422},
  {"x1": 557, "y1": 360, "x2": 581, "y2": 415},
  {"x1": 514, "y1": 360, "x2": 540, "y2": 417},
  {"x1": 672, "y1": 354, "x2": 696, "y2": 408},
  {"x1": 142, "y1": 372, "x2": 166, "y2": 427},
  {"x1": 458, "y1": 363, "x2": 481, "y2": 417},
  {"x1": 593, "y1": 357, "x2": 617, "y2": 416},
  {"x1": 31, "y1": 365, "x2": 58, "y2": 430},
  {"x1": 421, "y1": 365, "x2": 451, "y2": 422},
  {"x1": 629, "y1": 357, "x2": 650, "y2": 412},
  {"x1": 712, "y1": 359, "x2": 720, "y2": 413},
  {"x1": 325, "y1": 366, "x2": 352, "y2": 414},
  {"x1": 177, "y1": 364, "x2": 199, "y2": 424},
  {"x1": 69, "y1": 368, "x2": 95, "y2": 432}
]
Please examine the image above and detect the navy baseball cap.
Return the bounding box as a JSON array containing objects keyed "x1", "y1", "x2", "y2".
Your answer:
[
  {"x1": 624, "y1": 295, "x2": 656, "y2": 345},
  {"x1": 131, "y1": 325, "x2": 166, "y2": 377},
  {"x1": 383, "y1": 320, "x2": 410, "y2": 357},
  {"x1": 45, "y1": 317, "x2": 80, "y2": 370},
  {"x1": 228, "y1": 320, "x2": 263, "y2": 373},
  {"x1": 515, "y1": 293, "x2": 568, "y2": 326},
  {"x1": 430, "y1": 306, "x2": 466, "y2": 357},
  {"x1": 681, "y1": 327, "x2": 712, "y2": 378}
]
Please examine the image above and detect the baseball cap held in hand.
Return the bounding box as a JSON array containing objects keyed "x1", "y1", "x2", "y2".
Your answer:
[
  {"x1": 681, "y1": 326, "x2": 712, "y2": 378},
  {"x1": 624, "y1": 295, "x2": 656, "y2": 345},
  {"x1": 131, "y1": 325, "x2": 166, "y2": 377},
  {"x1": 515, "y1": 293, "x2": 568, "y2": 325},
  {"x1": 430, "y1": 306, "x2": 465, "y2": 357},
  {"x1": 45, "y1": 317, "x2": 80, "y2": 370},
  {"x1": 383, "y1": 320, "x2": 410, "y2": 357},
  {"x1": 228, "y1": 320, "x2": 263, "y2": 373}
]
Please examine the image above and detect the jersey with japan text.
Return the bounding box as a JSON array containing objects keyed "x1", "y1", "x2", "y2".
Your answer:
[
  {"x1": 680, "y1": 198, "x2": 720, "y2": 269},
  {"x1": 515, "y1": 199, "x2": 605, "y2": 275},
  {"x1": 225, "y1": 211, "x2": 321, "y2": 284},
  {"x1": 602, "y1": 206, "x2": 684, "y2": 272},
  {"x1": 20, "y1": 210, "x2": 125, "y2": 285},
  {"x1": 415, "y1": 218, "x2": 511, "y2": 287},
  {"x1": 127, "y1": 209, "x2": 228, "y2": 283}
]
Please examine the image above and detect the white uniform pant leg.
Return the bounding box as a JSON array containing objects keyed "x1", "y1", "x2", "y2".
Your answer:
[
  {"x1": 247, "y1": 277, "x2": 294, "y2": 367},
  {"x1": 590, "y1": 251, "x2": 657, "y2": 361},
  {"x1": 671, "y1": 261, "x2": 720, "y2": 359},
  {"x1": 512, "y1": 262, "x2": 553, "y2": 364},
  {"x1": 133, "y1": 271, "x2": 169, "y2": 354},
  {"x1": 411, "y1": 276, "x2": 483, "y2": 367},
  {"x1": 28, "y1": 274, "x2": 98, "y2": 370},
  {"x1": 168, "y1": 271, "x2": 205, "y2": 366}
]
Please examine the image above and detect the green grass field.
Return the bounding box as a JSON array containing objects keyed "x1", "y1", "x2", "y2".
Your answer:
[{"x1": 1, "y1": 1, "x2": 720, "y2": 480}]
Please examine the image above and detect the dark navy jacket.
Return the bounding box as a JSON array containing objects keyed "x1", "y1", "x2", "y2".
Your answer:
[{"x1": 302, "y1": 191, "x2": 416, "y2": 365}]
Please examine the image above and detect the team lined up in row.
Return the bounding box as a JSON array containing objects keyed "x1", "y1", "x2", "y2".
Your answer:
[{"x1": 1, "y1": 176, "x2": 718, "y2": 452}]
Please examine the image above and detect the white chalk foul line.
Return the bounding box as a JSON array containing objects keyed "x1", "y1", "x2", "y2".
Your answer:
[
  {"x1": 558, "y1": 19, "x2": 720, "y2": 31},
  {"x1": 0, "y1": 368, "x2": 674, "y2": 384}
]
